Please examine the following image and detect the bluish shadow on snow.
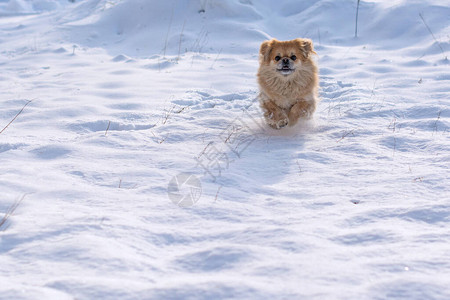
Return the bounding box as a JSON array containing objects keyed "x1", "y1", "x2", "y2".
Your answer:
[
  {"x1": 173, "y1": 246, "x2": 250, "y2": 272},
  {"x1": 371, "y1": 280, "x2": 450, "y2": 300},
  {"x1": 30, "y1": 145, "x2": 72, "y2": 160}
]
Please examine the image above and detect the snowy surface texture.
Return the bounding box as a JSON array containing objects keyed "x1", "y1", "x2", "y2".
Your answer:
[{"x1": 0, "y1": 0, "x2": 449, "y2": 299}]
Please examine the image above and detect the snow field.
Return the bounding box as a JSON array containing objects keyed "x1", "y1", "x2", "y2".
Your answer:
[{"x1": 0, "y1": 0, "x2": 449, "y2": 299}]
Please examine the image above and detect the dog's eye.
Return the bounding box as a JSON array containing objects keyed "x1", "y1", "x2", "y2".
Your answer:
[
  {"x1": 290, "y1": 55, "x2": 297, "y2": 61},
  {"x1": 274, "y1": 56, "x2": 281, "y2": 61}
]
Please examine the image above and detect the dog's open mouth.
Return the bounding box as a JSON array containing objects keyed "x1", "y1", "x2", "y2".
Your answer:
[{"x1": 277, "y1": 66, "x2": 295, "y2": 75}]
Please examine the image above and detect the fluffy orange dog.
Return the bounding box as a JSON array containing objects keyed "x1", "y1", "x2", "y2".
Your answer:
[{"x1": 257, "y1": 38, "x2": 318, "y2": 129}]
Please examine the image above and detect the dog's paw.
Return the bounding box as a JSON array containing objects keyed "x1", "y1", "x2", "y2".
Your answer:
[
  {"x1": 300, "y1": 108, "x2": 313, "y2": 119},
  {"x1": 262, "y1": 102, "x2": 290, "y2": 130},
  {"x1": 267, "y1": 116, "x2": 289, "y2": 129},
  {"x1": 276, "y1": 117, "x2": 289, "y2": 129},
  {"x1": 288, "y1": 101, "x2": 316, "y2": 126}
]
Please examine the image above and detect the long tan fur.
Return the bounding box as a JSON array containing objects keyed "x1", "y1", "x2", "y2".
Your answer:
[{"x1": 257, "y1": 38, "x2": 319, "y2": 129}]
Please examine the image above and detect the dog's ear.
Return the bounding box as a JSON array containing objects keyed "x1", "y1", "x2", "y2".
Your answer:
[
  {"x1": 259, "y1": 39, "x2": 274, "y2": 63},
  {"x1": 295, "y1": 38, "x2": 316, "y2": 59}
]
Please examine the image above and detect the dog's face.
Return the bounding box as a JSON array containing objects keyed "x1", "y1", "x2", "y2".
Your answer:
[{"x1": 259, "y1": 38, "x2": 315, "y2": 77}]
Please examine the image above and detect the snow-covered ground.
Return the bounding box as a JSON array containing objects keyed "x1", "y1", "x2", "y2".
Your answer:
[{"x1": 1, "y1": 0, "x2": 449, "y2": 299}]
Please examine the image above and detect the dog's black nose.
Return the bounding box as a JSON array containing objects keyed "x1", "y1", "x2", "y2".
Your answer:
[{"x1": 282, "y1": 58, "x2": 289, "y2": 64}]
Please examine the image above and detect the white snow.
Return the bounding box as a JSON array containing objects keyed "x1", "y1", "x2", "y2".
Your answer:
[{"x1": 0, "y1": 0, "x2": 449, "y2": 299}]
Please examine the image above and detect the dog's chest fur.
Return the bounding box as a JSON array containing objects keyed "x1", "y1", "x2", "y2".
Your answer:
[{"x1": 257, "y1": 64, "x2": 317, "y2": 109}]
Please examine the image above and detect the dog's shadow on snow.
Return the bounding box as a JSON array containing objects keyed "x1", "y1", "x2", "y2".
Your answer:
[{"x1": 212, "y1": 118, "x2": 315, "y2": 201}]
